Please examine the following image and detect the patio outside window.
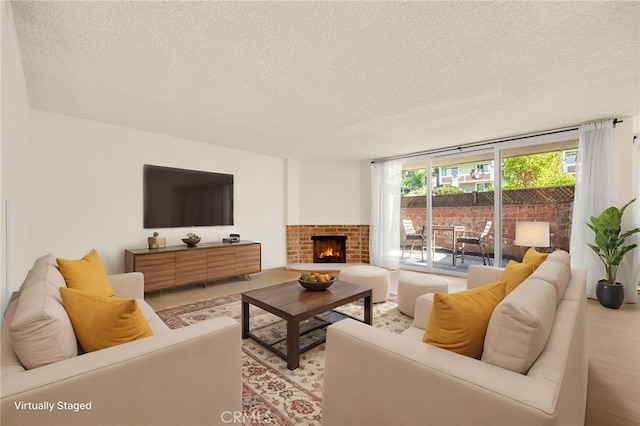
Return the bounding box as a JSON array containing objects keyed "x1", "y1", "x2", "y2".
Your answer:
[{"x1": 399, "y1": 138, "x2": 579, "y2": 276}]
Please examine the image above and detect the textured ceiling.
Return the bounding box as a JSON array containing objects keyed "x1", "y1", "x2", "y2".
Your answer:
[{"x1": 9, "y1": 1, "x2": 640, "y2": 161}]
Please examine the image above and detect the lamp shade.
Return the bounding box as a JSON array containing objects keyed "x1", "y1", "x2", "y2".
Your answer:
[{"x1": 514, "y1": 221, "x2": 550, "y2": 247}]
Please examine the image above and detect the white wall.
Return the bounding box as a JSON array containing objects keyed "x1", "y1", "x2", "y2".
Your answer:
[
  {"x1": 285, "y1": 159, "x2": 301, "y2": 225},
  {"x1": 616, "y1": 115, "x2": 639, "y2": 299},
  {"x1": 296, "y1": 159, "x2": 370, "y2": 225},
  {"x1": 615, "y1": 117, "x2": 637, "y2": 206},
  {"x1": 1, "y1": 2, "x2": 30, "y2": 310},
  {"x1": 360, "y1": 159, "x2": 372, "y2": 224},
  {"x1": 22, "y1": 110, "x2": 287, "y2": 280},
  {"x1": 3, "y1": 103, "x2": 376, "y2": 302}
]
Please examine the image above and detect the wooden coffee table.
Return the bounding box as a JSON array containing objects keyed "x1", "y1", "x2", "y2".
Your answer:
[{"x1": 241, "y1": 279, "x2": 372, "y2": 370}]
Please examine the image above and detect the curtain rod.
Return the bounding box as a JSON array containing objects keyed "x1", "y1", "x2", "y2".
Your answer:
[{"x1": 372, "y1": 119, "x2": 622, "y2": 164}]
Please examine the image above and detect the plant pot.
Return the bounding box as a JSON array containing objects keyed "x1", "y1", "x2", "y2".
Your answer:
[
  {"x1": 595, "y1": 280, "x2": 625, "y2": 309},
  {"x1": 181, "y1": 238, "x2": 201, "y2": 247}
]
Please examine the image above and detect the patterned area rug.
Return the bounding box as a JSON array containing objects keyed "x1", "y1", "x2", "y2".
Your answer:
[{"x1": 156, "y1": 292, "x2": 412, "y2": 425}]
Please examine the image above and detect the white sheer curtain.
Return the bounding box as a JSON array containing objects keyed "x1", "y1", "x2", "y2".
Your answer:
[
  {"x1": 370, "y1": 159, "x2": 402, "y2": 269},
  {"x1": 570, "y1": 119, "x2": 617, "y2": 299}
]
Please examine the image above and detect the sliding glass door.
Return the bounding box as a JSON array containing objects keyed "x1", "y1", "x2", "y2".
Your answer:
[
  {"x1": 499, "y1": 140, "x2": 578, "y2": 266},
  {"x1": 399, "y1": 160, "x2": 428, "y2": 267},
  {"x1": 428, "y1": 150, "x2": 495, "y2": 273},
  {"x1": 400, "y1": 149, "x2": 495, "y2": 274},
  {"x1": 394, "y1": 131, "x2": 578, "y2": 276}
]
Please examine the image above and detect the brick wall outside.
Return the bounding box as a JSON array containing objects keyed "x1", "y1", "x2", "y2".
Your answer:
[
  {"x1": 403, "y1": 199, "x2": 573, "y2": 258},
  {"x1": 286, "y1": 225, "x2": 370, "y2": 264}
]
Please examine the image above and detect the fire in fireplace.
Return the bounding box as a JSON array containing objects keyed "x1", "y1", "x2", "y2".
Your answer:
[{"x1": 311, "y1": 235, "x2": 347, "y2": 263}]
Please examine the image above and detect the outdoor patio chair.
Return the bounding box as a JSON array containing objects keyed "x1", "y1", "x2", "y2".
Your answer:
[
  {"x1": 456, "y1": 220, "x2": 492, "y2": 265},
  {"x1": 401, "y1": 220, "x2": 425, "y2": 261}
]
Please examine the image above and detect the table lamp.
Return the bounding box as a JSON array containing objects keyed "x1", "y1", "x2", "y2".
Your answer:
[{"x1": 514, "y1": 221, "x2": 550, "y2": 254}]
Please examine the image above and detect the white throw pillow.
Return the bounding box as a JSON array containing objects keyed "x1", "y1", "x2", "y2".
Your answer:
[
  {"x1": 529, "y1": 250, "x2": 571, "y2": 306},
  {"x1": 10, "y1": 254, "x2": 78, "y2": 369},
  {"x1": 482, "y1": 279, "x2": 556, "y2": 374}
]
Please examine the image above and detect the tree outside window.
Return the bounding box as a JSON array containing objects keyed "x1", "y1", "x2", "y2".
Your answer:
[{"x1": 502, "y1": 152, "x2": 576, "y2": 189}]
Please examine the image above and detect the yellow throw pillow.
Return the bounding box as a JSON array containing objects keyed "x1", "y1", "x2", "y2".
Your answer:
[
  {"x1": 57, "y1": 249, "x2": 114, "y2": 297},
  {"x1": 522, "y1": 248, "x2": 548, "y2": 270},
  {"x1": 60, "y1": 288, "x2": 153, "y2": 352},
  {"x1": 501, "y1": 260, "x2": 535, "y2": 295},
  {"x1": 423, "y1": 280, "x2": 507, "y2": 359}
]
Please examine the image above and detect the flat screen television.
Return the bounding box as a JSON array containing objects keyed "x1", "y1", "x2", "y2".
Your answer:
[{"x1": 143, "y1": 164, "x2": 234, "y2": 228}]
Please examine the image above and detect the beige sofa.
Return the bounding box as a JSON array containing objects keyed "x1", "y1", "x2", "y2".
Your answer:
[
  {"x1": 1, "y1": 254, "x2": 241, "y2": 426},
  {"x1": 323, "y1": 251, "x2": 587, "y2": 426}
]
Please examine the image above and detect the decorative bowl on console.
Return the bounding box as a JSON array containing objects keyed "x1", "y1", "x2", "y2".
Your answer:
[
  {"x1": 298, "y1": 273, "x2": 335, "y2": 291},
  {"x1": 182, "y1": 233, "x2": 201, "y2": 247}
]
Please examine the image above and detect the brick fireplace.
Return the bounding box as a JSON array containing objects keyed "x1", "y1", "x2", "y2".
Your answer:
[{"x1": 286, "y1": 225, "x2": 370, "y2": 264}]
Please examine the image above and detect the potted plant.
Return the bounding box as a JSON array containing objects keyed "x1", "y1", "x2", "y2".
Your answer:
[{"x1": 586, "y1": 198, "x2": 640, "y2": 309}]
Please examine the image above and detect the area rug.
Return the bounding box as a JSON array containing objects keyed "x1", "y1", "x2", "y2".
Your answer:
[{"x1": 156, "y1": 292, "x2": 412, "y2": 425}]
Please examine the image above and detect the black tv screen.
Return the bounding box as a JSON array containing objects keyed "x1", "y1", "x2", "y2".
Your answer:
[{"x1": 143, "y1": 164, "x2": 234, "y2": 228}]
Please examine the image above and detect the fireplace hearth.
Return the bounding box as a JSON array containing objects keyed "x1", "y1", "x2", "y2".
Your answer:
[{"x1": 311, "y1": 235, "x2": 347, "y2": 263}]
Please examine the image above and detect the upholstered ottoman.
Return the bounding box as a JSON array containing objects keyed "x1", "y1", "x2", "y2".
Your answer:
[
  {"x1": 338, "y1": 265, "x2": 390, "y2": 303},
  {"x1": 397, "y1": 271, "x2": 448, "y2": 317}
]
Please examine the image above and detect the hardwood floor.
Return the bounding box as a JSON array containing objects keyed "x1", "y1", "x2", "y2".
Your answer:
[
  {"x1": 145, "y1": 269, "x2": 640, "y2": 426},
  {"x1": 585, "y1": 297, "x2": 640, "y2": 426}
]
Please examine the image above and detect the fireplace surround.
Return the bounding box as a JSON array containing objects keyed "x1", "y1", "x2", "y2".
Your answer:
[{"x1": 286, "y1": 225, "x2": 369, "y2": 264}]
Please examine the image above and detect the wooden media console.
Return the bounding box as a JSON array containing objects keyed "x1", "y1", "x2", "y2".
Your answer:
[{"x1": 125, "y1": 241, "x2": 261, "y2": 292}]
